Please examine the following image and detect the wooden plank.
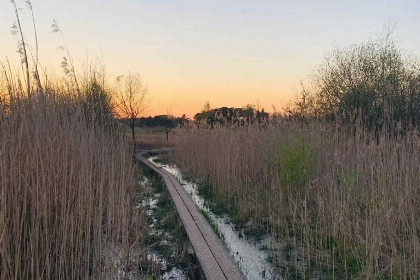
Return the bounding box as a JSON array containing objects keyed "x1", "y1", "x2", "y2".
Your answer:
[
  {"x1": 167, "y1": 174, "x2": 244, "y2": 280},
  {"x1": 136, "y1": 152, "x2": 245, "y2": 280},
  {"x1": 136, "y1": 155, "x2": 227, "y2": 279}
]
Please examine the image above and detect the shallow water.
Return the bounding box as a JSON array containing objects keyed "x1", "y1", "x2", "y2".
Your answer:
[
  {"x1": 141, "y1": 188, "x2": 188, "y2": 280},
  {"x1": 149, "y1": 156, "x2": 278, "y2": 280},
  {"x1": 101, "y1": 175, "x2": 190, "y2": 279}
]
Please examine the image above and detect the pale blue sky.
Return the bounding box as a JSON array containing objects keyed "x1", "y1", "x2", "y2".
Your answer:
[{"x1": 1, "y1": 0, "x2": 419, "y2": 116}]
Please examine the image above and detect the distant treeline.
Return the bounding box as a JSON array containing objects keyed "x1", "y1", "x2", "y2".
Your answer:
[
  {"x1": 125, "y1": 106, "x2": 270, "y2": 129},
  {"x1": 194, "y1": 106, "x2": 269, "y2": 128},
  {"x1": 121, "y1": 115, "x2": 188, "y2": 128}
]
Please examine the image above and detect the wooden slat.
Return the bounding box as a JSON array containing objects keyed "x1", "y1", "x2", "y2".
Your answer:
[{"x1": 136, "y1": 152, "x2": 245, "y2": 280}]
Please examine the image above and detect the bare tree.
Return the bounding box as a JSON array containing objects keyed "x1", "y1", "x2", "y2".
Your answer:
[{"x1": 116, "y1": 73, "x2": 148, "y2": 145}]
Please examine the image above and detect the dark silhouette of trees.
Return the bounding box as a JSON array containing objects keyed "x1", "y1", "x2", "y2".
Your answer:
[
  {"x1": 193, "y1": 105, "x2": 269, "y2": 128},
  {"x1": 135, "y1": 115, "x2": 179, "y2": 127},
  {"x1": 132, "y1": 114, "x2": 185, "y2": 141}
]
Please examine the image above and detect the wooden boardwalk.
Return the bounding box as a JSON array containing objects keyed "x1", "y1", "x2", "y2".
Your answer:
[{"x1": 136, "y1": 150, "x2": 245, "y2": 280}]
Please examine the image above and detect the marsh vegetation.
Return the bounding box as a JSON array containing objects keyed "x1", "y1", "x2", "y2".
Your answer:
[
  {"x1": 1, "y1": 1, "x2": 419, "y2": 279},
  {"x1": 169, "y1": 123, "x2": 419, "y2": 279}
]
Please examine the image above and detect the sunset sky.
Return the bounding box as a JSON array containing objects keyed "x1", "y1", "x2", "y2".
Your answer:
[{"x1": 1, "y1": 0, "x2": 420, "y2": 117}]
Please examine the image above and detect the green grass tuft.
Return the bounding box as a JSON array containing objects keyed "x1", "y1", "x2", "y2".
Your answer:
[{"x1": 279, "y1": 136, "x2": 316, "y2": 195}]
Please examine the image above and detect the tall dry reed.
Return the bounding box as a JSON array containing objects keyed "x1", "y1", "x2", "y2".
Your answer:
[
  {"x1": 171, "y1": 123, "x2": 420, "y2": 278},
  {"x1": 0, "y1": 88, "x2": 146, "y2": 279}
]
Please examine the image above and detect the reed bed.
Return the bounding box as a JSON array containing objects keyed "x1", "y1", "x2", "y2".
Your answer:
[
  {"x1": 170, "y1": 123, "x2": 420, "y2": 278},
  {"x1": 0, "y1": 88, "x2": 147, "y2": 279}
]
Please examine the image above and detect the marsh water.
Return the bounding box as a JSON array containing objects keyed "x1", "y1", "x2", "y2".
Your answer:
[
  {"x1": 149, "y1": 156, "x2": 278, "y2": 280},
  {"x1": 139, "y1": 175, "x2": 193, "y2": 280},
  {"x1": 141, "y1": 192, "x2": 188, "y2": 280}
]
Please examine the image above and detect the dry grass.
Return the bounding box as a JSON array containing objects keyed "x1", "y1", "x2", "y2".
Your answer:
[
  {"x1": 134, "y1": 127, "x2": 178, "y2": 149},
  {"x1": 0, "y1": 88, "x2": 148, "y2": 279},
  {"x1": 170, "y1": 123, "x2": 420, "y2": 278}
]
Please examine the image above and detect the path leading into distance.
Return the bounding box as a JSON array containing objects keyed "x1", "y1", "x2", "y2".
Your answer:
[{"x1": 136, "y1": 149, "x2": 245, "y2": 280}]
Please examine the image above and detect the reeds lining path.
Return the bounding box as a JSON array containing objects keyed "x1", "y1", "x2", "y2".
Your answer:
[{"x1": 136, "y1": 150, "x2": 245, "y2": 280}]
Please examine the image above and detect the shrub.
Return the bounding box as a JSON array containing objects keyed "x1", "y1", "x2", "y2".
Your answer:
[
  {"x1": 279, "y1": 136, "x2": 316, "y2": 195},
  {"x1": 294, "y1": 36, "x2": 420, "y2": 131}
]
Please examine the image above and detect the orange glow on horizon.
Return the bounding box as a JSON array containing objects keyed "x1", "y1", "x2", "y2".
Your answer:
[{"x1": 142, "y1": 77, "x2": 297, "y2": 118}]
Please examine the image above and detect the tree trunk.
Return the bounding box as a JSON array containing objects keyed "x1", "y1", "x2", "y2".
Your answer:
[
  {"x1": 131, "y1": 116, "x2": 135, "y2": 151},
  {"x1": 165, "y1": 125, "x2": 169, "y2": 141}
]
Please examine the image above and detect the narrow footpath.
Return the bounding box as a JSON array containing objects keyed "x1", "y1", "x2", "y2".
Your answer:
[{"x1": 136, "y1": 150, "x2": 245, "y2": 280}]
